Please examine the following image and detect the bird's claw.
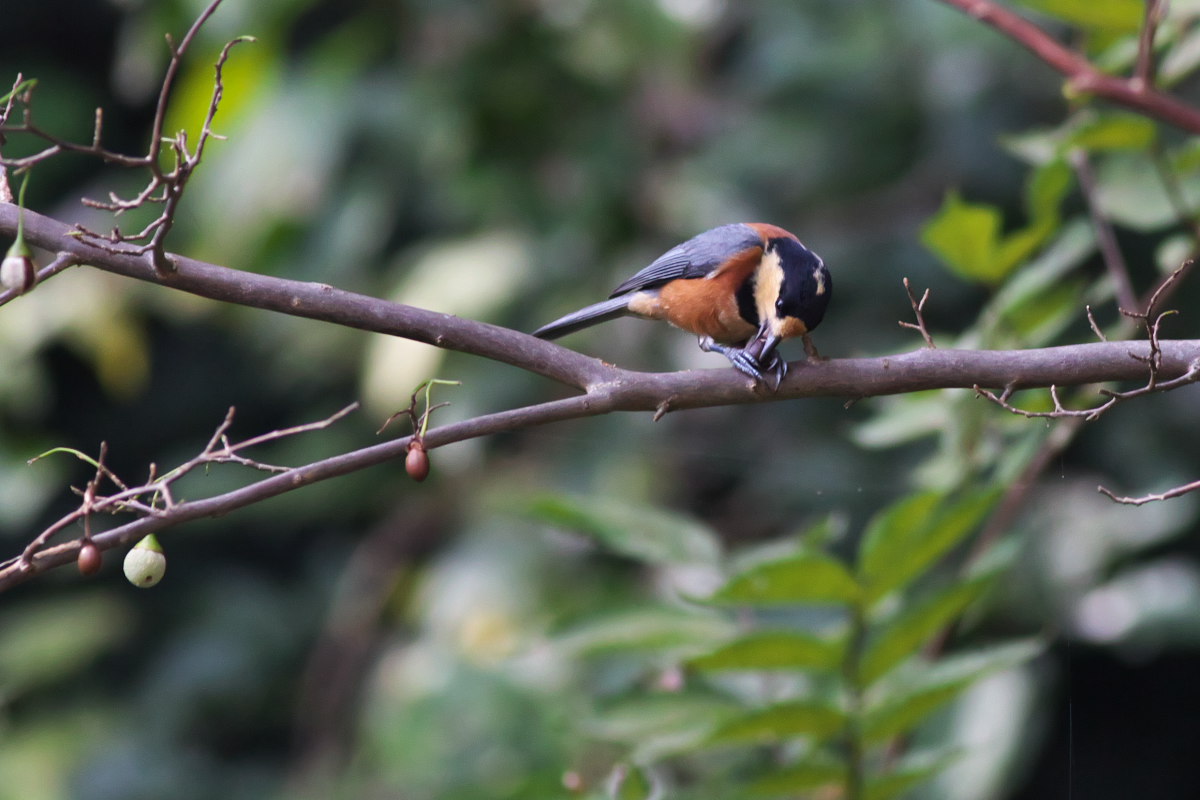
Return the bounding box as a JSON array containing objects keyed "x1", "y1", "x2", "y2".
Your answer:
[{"x1": 698, "y1": 337, "x2": 786, "y2": 390}]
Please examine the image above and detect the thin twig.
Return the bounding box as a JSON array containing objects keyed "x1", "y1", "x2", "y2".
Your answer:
[
  {"x1": 0, "y1": 251, "x2": 79, "y2": 307},
  {"x1": 1085, "y1": 305, "x2": 1106, "y2": 342},
  {"x1": 0, "y1": 0, "x2": 249, "y2": 268},
  {"x1": 1098, "y1": 477, "x2": 1200, "y2": 506},
  {"x1": 10, "y1": 403, "x2": 361, "y2": 572},
  {"x1": 897, "y1": 277, "x2": 936, "y2": 348}
]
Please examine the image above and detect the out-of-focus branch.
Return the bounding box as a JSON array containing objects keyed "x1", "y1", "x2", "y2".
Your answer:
[
  {"x1": 1071, "y1": 149, "x2": 1138, "y2": 313},
  {"x1": 934, "y1": 0, "x2": 1200, "y2": 134},
  {"x1": 1099, "y1": 478, "x2": 1200, "y2": 505}
]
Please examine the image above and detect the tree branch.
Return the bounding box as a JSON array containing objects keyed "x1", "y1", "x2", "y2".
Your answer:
[
  {"x1": 4, "y1": 334, "x2": 1200, "y2": 592},
  {"x1": 9, "y1": 192, "x2": 1200, "y2": 590},
  {"x1": 934, "y1": 0, "x2": 1200, "y2": 135}
]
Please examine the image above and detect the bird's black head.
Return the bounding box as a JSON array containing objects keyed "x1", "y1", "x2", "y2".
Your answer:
[{"x1": 760, "y1": 236, "x2": 831, "y2": 338}]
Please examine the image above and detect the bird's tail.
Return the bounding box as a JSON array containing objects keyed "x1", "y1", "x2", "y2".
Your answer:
[{"x1": 532, "y1": 296, "x2": 631, "y2": 339}]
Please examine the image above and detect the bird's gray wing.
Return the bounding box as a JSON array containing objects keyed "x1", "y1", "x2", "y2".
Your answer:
[{"x1": 608, "y1": 223, "x2": 762, "y2": 297}]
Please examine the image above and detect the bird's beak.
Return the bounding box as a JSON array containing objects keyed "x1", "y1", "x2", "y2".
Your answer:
[
  {"x1": 757, "y1": 332, "x2": 782, "y2": 366},
  {"x1": 743, "y1": 324, "x2": 780, "y2": 367}
]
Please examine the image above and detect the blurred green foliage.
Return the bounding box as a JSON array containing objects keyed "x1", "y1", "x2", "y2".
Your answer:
[{"x1": 4, "y1": 0, "x2": 1200, "y2": 799}]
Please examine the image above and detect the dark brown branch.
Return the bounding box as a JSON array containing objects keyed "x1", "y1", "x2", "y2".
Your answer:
[
  {"x1": 1, "y1": 201, "x2": 607, "y2": 389},
  {"x1": 935, "y1": 0, "x2": 1200, "y2": 134}
]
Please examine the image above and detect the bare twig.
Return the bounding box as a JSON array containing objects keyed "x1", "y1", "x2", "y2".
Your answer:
[
  {"x1": 898, "y1": 277, "x2": 936, "y2": 348},
  {"x1": 975, "y1": 342, "x2": 1200, "y2": 420},
  {"x1": 976, "y1": 261, "x2": 1196, "y2": 419},
  {"x1": 8, "y1": 403, "x2": 360, "y2": 576},
  {"x1": 1085, "y1": 305, "x2": 1106, "y2": 342},
  {"x1": 1099, "y1": 477, "x2": 1200, "y2": 506},
  {"x1": 0, "y1": 0, "x2": 250, "y2": 268},
  {"x1": 0, "y1": 251, "x2": 80, "y2": 307}
]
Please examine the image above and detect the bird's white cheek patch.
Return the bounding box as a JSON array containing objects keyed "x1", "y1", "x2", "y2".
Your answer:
[
  {"x1": 813, "y1": 266, "x2": 827, "y2": 296},
  {"x1": 754, "y1": 249, "x2": 784, "y2": 324}
]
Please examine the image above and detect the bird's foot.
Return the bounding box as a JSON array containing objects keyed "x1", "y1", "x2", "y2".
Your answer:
[
  {"x1": 802, "y1": 334, "x2": 826, "y2": 361},
  {"x1": 698, "y1": 337, "x2": 785, "y2": 389}
]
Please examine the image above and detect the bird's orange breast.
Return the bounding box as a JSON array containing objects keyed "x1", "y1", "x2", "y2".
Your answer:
[{"x1": 647, "y1": 246, "x2": 761, "y2": 344}]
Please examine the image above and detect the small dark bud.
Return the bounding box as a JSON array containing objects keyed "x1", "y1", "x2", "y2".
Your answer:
[
  {"x1": 405, "y1": 441, "x2": 430, "y2": 482},
  {"x1": 77, "y1": 542, "x2": 102, "y2": 576}
]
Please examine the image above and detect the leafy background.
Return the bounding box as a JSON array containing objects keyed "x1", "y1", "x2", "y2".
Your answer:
[{"x1": 4, "y1": 0, "x2": 1200, "y2": 798}]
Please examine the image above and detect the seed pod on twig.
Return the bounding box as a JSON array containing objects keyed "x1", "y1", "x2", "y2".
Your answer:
[
  {"x1": 77, "y1": 541, "x2": 102, "y2": 576},
  {"x1": 1, "y1": 242, "x2": 36, "y2": 295},
  {"x1": 123, "y1": 534, "x2": 166, "y2": 588},
  {"x1": 406, "y1": 441, "x2": 430, "y2": 482}
]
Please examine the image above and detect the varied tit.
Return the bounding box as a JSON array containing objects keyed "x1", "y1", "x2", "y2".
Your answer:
[{"x1": 532, "y1": 223, "x2": 831, "y2": 385}]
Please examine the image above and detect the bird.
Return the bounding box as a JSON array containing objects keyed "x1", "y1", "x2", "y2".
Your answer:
[{"x1": 532, "y1": 223, "x2": 831, "y2": 385}]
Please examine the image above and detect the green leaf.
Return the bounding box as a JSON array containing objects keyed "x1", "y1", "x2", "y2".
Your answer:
[
  {"x1": 1161, "y1": 24, "x2": 1200, "y2": 85},
  {"x1": 689, "y1": 630, "x2": 846, "y2": 672},
  {"x1": 1001, "y1": 112, "x2": 1156, "y2": 165},
  {"x1": 1001, "y1": 279, "x2": 1087, "y2": 345},
  {"x1": 588, "y1": 692, "x2": 741, "y2": 762},
  {"x1": 857, "y1": 488, "x2": 999, "y2": 606},
  {"x1": 992, "y1": 224, "x2": 1048, "y2": 278},
  {"x1": 554, "y1": 607, "x2": 734, "y2": 657},
  {"x1": 991, "y1": 219, "x2": 1095, "y2": 331},
  {"x1": 866, "y1": 755, "x2": 956, "y2": 800},
  {"x1": 1025, "y1": 159, "x2": 1072, "y2": 227},
  {"x1": 1015, "y1": 0, "x2": 1143, "y2": 32},
  {"x1": 708, "y1": 700, "x2": 847, "y2": 745},
  {"x1": 923, "y1": 161, "x2": 1070, "y2": 285},
  {"x1": 612, "y1": 765, "x2": 653, "y2": 800},
  {"x1": 1096, "y1": 152, "x2": 1200, "y2": 231},
  {"x1": 920, "y1": 191, "x2": 1004, "y2": 283},
  {"x1": 524, "y1": 493, "x2": 721, "y2": 565},
  {"x1": 863, "y1": 638, "x2": 1044, "y2": 743},
  {"x1": 851, "y1": 391, "x2": 950, "y2": 449},
  {"x1": 863, "y1": 680, "x2": 972, "y2": 744},
  {"x1": 710, "y1": 552, "x2": 859, "y2": 606},
  {"x1": 858, "y1": 576, "x2": 995, "y2": 686},
  {"x1": 1066, "y1": 113, "x2": 1157, "y2": 152},
  {"x1": 745, "y1": 752, "x2": 847, "y2": 796}
]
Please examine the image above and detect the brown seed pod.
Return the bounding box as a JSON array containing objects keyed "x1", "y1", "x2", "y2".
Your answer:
[
  {"x1": 405, "y1": 441, "x2": 430, "y2": 482},
  {"x1": 77, "y1": 541, "x2": 102, "y2": 576}
]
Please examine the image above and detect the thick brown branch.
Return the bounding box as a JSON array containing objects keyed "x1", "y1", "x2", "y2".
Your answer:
[
  {"x1": 1, "y1": 202, "x2": 607, "y2": 389},
  {"x1": 9, "y1": 202, "x2": 1199, "y2": 397}
]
